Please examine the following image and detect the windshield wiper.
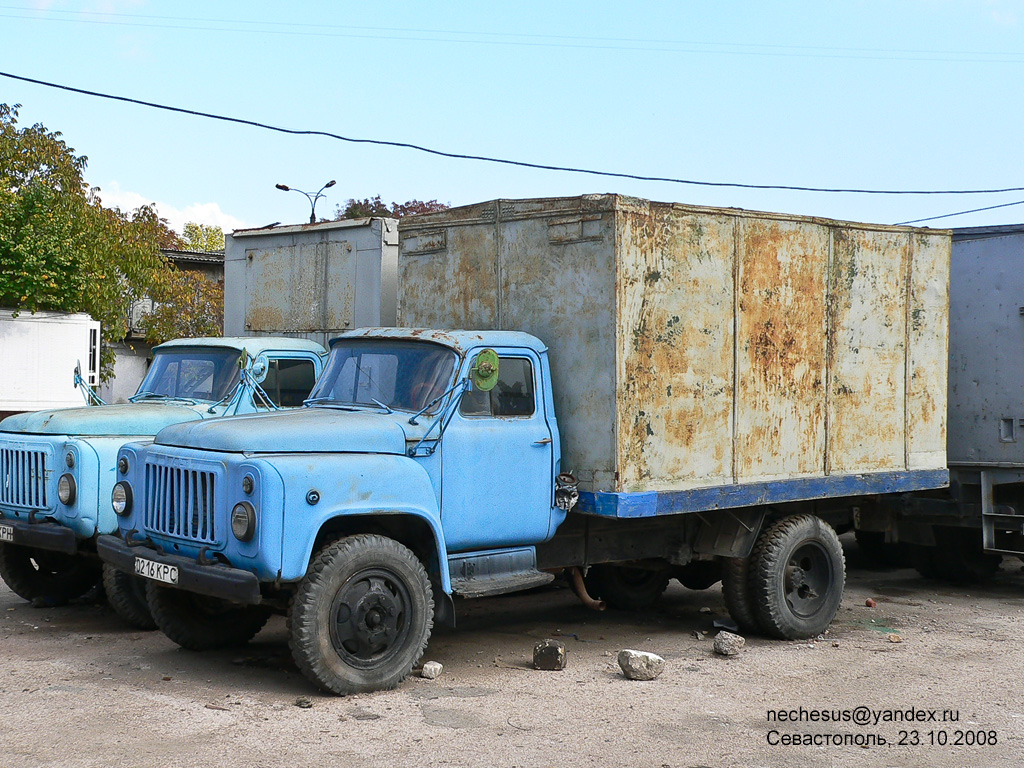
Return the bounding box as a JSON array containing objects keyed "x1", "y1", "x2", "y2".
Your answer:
[
  {"x1": 370, "y1": 398, "x2": 393, "y2": 414},
  {"x1": 129, "y1": 391, "x2": 197, "y2": 405}
]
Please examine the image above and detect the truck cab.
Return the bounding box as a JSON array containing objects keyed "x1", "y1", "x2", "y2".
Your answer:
[
  {"x1": 99, "y1": 329, "x2": 566, "y2": 692},
  {"x1": 0, "y1": 336, "x2": 325, "y2": 624}
]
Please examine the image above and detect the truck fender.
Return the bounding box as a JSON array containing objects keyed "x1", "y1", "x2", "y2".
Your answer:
[{"x1": 268, "y1": 453, "x2": 451, "y2": 593}]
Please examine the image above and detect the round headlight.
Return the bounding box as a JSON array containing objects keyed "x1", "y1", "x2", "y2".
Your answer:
[
  {"x1": 231, "y1": 502, "x2": 256, "y2": 542},
  {"x1": 117, "y1": 457, "x2": 129, "y2": 474},
  {"x1": 65, "y1": 452, "x2": 75, "y2": 469},
  {"x1": 112, "y1": 482, "x2": 132, "y2": 517},
  {"x1": 57, "y1": 473, "x2": 77, "y2": 505},
  {"x1": 241, "y1": 474, "x2": 254, "y2": 495}
]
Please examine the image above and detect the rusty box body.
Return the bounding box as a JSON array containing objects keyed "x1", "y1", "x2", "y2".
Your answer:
[
  {"x1": 398, "y1": 195, "x2": 950, "y2": 505},
  {"x1": 224, "y1": 218, "x2": 398, "y2": 349}
]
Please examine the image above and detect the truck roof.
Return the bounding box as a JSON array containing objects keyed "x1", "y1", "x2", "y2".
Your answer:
[
  {"x1": 154, "y1": 336, "x2": 326, "y2": 355},
  {"x1": 333, "y1": 327, "x2": 547, "y2": 355}
]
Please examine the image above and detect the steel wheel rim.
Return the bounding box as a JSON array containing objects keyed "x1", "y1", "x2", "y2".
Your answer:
[
  {"x1": 783, "y1": 541, "x2": 833, "y2": 619},
  {"x1": 329, "y1": 567, "x2": 411, "y2": 670}
]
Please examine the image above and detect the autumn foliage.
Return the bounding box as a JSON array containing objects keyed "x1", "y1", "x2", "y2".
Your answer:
[{"x1": 335, "y1": 196, "x2": 449, "y2": 220}]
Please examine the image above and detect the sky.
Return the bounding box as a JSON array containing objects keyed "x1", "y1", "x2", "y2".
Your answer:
[{"x1": 2, "y1": 1, "x2": 1024, "y2": 234}]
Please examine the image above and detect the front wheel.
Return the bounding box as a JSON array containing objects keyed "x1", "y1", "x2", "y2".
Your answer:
[
  {"x1": 0, "y1": 543, "x2": 100, "y2": 605},
  {"x1": 102, "y1": 564, "x2": 156, "y2": 630},
  {"x1": 289, "y1": 534, "x2": 434, "y2": 695},
  {"x1": 749, "y1": 515, "x2": 845, "y2": 639},
  {"x1": 146, "y1": 582, "x2": 272, "y2": 650}
]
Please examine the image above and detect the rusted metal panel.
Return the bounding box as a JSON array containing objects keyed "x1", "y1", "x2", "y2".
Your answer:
[
  {"x1": 616, "y1": 204, "x2": 736, "y2": 492},
  {"x1": 398, "y1": 195, "x2": 950, "y2": 495},
  {"x1": 827, "y1": 229, "x2": 910, "y2": 473},
  {"x1": 733, "y1": 218, "x2": 829, "y2": 482},
  {"x1": 224, "y1": 218, "x2": 398, "y2": 348},
  {"x1": 906, "y1": 232, "x2": 950, "y2": 470}
]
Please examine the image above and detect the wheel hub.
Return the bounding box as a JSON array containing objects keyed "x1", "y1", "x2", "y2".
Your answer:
[
  {"x1": 784, "y1": 543, "x2": 831, "y2": 619},
  {"x1": 330, "y1": 570, "x2": 410, "y2": 669}
]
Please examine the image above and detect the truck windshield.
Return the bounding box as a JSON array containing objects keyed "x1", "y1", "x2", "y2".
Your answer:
[
  {"x1": 134, "y1": 348, "x2": 242, "y2": 402},
  {"x1": 308, "y1": 340, "x2": 457, "y2": 413}
]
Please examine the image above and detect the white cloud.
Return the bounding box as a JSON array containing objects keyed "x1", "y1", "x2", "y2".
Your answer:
[{"x1": 96, "y1": 181, "x2": 249, "y2": 234}]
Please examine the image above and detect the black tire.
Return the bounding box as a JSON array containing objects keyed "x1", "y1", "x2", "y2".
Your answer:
[
  {"x1": 721, "y1": 557, "x2": 761, "y2": 633},
  {"x1": 915, "y1": 528, "x2": 1000, "y2": 584},
  {"x1": 0, "y1": 543, "x2": 100, "y2": 605},
  {"x1": 102, "y1": 564, "x2": 156, "y2": 630},
  {"x1": 583, "y1": 564, "x2": 671, "y2": 610},
  {"x1": 146, "y1": 582, "x2": 272, "y2": 650},
  {"x1": 674, "y1": 560, "x2": 722, "y2": 591},
  {"x1": 749, "y1": 515, "x2": 845, "y2": 640},
  {"x1": 289, "y1": 534, "x2": 433, "y2": 695}
]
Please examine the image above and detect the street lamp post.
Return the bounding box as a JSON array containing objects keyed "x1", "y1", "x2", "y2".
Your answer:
[{"x1": 275, "y1": 179, "x2": 337, "y2": 224}]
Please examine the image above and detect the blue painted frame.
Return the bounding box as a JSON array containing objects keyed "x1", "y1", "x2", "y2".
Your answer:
[{"x1": 576, "y1": 469, "x2": 950, "y2": 519}]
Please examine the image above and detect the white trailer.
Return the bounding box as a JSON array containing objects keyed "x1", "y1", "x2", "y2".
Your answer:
[{"x1": 0, "y1": 310, "x2": 100, "y2": 418}]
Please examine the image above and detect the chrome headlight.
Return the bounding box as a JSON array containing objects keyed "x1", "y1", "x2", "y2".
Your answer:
[
  {"x1": 57, "y1": 474, "x2": 77, "y2": 505},
  {"x1": 231, "y1": 501, "x2": 256, "y2": 542},
  {"x1": 112, "y1": 482, "x2": 132, "y2": 517}
]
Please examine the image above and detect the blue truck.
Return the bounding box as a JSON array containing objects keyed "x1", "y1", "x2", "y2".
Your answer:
[
  {"x1": 97, "y1": 197, "x2": 954, "y2": 695},
  {"x1": 0, "y1": 336, "x2": 325, "y2": 626}
]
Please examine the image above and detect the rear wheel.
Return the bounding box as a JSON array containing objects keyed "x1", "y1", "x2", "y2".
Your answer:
[
  {"x1": 289, "y1": 534, "x2": 433, "y2": 695},
  {"x1": 749, "y1": 515, "x2": 845, "y2": 639},
  {"x1": 721, "y1": 557, "x2": 760, "y2": 633},
  {"x1": 102, "y1": 564, "x2": 156, "y2": 630},
  {"x1": 146, "y1": 582, "x2": 271, "y2": 650},
  {"x1": 583, "y1": 564, "x2": 671, "y2": 610},
  {"x1": 0, "y1": 543, "x2": 100, "y2": 605},
  {"x1": 914, "y1": 528, "x2": 1000, "y2": 583}
]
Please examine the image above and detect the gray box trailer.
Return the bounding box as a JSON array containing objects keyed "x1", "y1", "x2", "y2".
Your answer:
[
  {"x1": 877, "y1": 224, "x2": 1024, "y2": 573},
  {"x1": 224, "y1": 217, "x2": 398, "y2": 349},
  {"x1": 399, "y1": 195, "x2": 951, "y2": 503}
]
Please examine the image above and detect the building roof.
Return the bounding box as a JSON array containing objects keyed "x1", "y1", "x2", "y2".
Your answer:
[
  {"x1": 161, "y1": 248, "x2": 225, "y2": 265},
  {"x1": 231, "y1": 217, "x2": 396, "y2": 238}
]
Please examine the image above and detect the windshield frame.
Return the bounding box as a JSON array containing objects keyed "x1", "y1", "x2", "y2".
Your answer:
[
  {"x1": 306, "y1": 338, "x2": 460, "y2": 415},
  {"x1": 134, "y1": 347, "x2": 244, "y2": 404}
]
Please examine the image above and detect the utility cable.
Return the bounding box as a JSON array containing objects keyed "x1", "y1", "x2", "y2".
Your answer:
[
  {"x1": 895, "y1": 198, "x2": 1024, "y2": 225},
  {"x1": 2, "y1": 69, "x2": 1023, "y2": 196}
]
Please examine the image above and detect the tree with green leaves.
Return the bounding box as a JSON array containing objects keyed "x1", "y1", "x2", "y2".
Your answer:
[
  {"x1": 180, "y1": 222, "x2": 224, "y2": 252},
  {"x1": 0, "y1": 103, "x2": 170, "y2": 378},
  {"x1": 140, "y1": 269, "x2": 224, "y2": 344},
  {"x1": 335, "y1": 196, "x2": 449, "y2": 220}
]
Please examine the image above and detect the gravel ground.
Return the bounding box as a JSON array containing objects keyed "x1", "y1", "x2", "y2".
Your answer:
[{"x1": 0, "y1": 536, "x2": 1021, "y2": 768}]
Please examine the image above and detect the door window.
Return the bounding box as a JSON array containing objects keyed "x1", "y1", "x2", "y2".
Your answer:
[
  {"x1": 261, "y1": 358, "x2": 317, "y2": 407},
  {"x1": 460, "y1": 356, "x2": 535, "y2": 418}
]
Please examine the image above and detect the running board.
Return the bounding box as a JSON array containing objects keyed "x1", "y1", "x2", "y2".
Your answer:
[{"x1": 448, "y1": 547, "x2": 554, "y2": 598}]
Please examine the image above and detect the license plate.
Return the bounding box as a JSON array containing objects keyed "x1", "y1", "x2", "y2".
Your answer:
[
  {"x1": 0, "y1": 524, "x2": 12, "y2": 543},
  {"x1": 134, "y1": 557, "x2": 178, "y2": 585}
]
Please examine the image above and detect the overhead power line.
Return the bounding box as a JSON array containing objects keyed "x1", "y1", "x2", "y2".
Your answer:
[
  {"x1": 2, "y1": 69, "x2": 1023, "y2": 197},
  {"x1": 3, "y1": 6, "x2": 1024, "y2": 63},
  {"x1": 895, "y1": 198, "x2": 1024, "y2": 225}
]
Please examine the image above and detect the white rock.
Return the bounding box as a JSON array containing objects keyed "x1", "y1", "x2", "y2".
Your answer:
[
  {"x1": 617, "y1": 649, "x2": 665, "y2": 680},
  {"x1": 713, "y1": 631, "x2": 745, "y2": 656},
  {"x1": 420, "y1": 661, "x2": 443, "y2": 679}
]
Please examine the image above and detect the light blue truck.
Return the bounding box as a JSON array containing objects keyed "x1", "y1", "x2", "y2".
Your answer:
[
  {"x1": 97, "y1": 197, "x2": 954, "y2": 695},
  {"x1": 0, "y1": 336, "x2": 325, "y2": 626}
]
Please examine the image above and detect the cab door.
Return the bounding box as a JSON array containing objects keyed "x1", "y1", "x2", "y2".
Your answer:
[{"x1": 440, "y1": 348, "x2": 554, "y2": 552}]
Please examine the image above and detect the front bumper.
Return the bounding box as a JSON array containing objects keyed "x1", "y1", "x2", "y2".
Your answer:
[
  {"x1": 96, "y1": 535, "x2": 262, "y2": 605},
  {"x1": 0, "y1": 515, "x2": 78, "y2": 554}
]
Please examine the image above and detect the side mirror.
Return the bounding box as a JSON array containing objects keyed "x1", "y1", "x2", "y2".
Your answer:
[
  {"x1": 249, "y1": 358, "x2": 268, "y2": 381},
  {"x1": 470, "y1": 349, "x2": 500, "y2": 391}
]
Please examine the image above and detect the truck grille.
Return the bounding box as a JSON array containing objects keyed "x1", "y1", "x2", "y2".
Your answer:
[
  {"x1": 0, "y1": 448, "x2": 49, "y2": 509},
  {"x1": 143, "y1": 462, "x2": 218, "y2": 543}
]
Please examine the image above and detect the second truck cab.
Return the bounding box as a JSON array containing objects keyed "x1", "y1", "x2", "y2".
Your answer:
[{"x1": 0, "y1": 336, "x2": 325, "y2": 625}]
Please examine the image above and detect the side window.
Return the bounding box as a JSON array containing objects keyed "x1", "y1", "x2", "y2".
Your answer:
[
  {"x1": 261, "y1": 358, "x2": 317, "y2": 407},
  {"x1": 460, "y1": 356, "x2": 535, "y2": 418}
]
